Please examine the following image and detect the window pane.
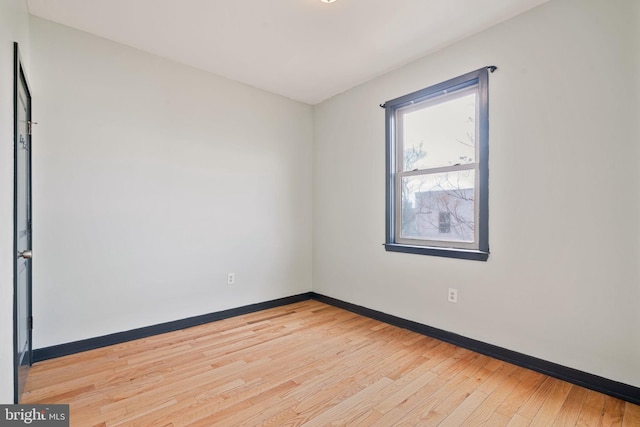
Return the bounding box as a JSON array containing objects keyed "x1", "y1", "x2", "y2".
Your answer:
[
  {"x1": 401, "y1": 92, "x2": 476, "y2": 171},
  {"x1": 400, "y1": 170, "x2": 475, "y2": 243}
]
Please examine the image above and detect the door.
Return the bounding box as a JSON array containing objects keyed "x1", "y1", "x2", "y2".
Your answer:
[{"x1": 14, "y1": 42, "x2": 33, "y2": 403}]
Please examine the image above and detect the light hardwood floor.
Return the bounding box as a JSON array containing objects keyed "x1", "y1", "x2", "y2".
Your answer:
[{"x1": 22, "y1": 300, "x2": 640, "y2": 426}]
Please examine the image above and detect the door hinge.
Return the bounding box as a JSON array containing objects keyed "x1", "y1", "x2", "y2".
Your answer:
[{"x1": 28, "y1": 316, "x2": 33, "y2": 330}]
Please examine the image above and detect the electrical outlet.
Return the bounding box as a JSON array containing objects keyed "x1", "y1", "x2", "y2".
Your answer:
[
  {"x1": 448, "y1": 288, "x2": 458, "y2": 303},
  {"x1": 227, "y1": 273, "x2": 235, "y2": 285}
]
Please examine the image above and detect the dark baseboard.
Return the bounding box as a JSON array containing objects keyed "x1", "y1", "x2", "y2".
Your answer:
[
  {"x1": 33, "y1": 290, "x2": 640, "y2": 405},
  {"x1": 32, "y1": 292, "x2": 313, "y2": 363},
  {"x1": 309, "y1": 293, "x2": 640, "y2": 406}
]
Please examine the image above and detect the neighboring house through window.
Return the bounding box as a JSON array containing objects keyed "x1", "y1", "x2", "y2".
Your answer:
[
  {"x1": 438, "y1": 211, "x2": 451, "y2": 234},
  {"x1": 383, "y1": 67, "x2": 492, "y2": 260}
]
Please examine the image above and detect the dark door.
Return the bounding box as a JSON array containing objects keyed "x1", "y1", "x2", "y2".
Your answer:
[{"x1": 14, "y1": 42, "x2": 33, "y2": 403}]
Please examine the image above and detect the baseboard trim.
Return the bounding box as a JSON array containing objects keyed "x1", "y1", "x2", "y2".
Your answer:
[
  {"x1": 309, "y1": 292, "x2": 640, "y2": 406},
  {"x1": 33, "y1": 291, "x2": 640, "y2": 405},
  {"x1": 32, "y1": 292, "x2": 313, "y2": 363}
]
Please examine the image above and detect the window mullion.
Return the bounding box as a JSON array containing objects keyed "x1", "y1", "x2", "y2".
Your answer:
[{"x1": 400, "y1": 163, "x2": 476, "y2": 177}]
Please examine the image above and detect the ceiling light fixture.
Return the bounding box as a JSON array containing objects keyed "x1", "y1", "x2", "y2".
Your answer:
[{"x1": 321, "y1": 0, "x2": 336, "y2": 3}]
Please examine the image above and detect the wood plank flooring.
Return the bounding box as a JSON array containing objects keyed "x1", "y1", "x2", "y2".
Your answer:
[{"x1": 21, "y1": 300, "x2": 640, "y2": 426}]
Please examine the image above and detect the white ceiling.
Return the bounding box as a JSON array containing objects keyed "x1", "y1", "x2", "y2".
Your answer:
[{"x1": 26, "y1": 0, "x2": 549, "y2": 105}]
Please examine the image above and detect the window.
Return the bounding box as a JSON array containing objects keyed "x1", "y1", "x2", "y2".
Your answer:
[
  {"x1": 438, "y1": 212, "x2": 451, "y2": 234},
  {"x1": 384, "y1": 67, "x2": 491, "y2": 260}
]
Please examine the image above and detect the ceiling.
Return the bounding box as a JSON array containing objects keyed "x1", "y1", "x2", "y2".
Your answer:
[{"x1": 26, "y1": 0, "x2": 549, "y2": 105}]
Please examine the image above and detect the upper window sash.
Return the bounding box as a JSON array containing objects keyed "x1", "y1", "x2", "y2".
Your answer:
[{"x1": 396, "y1": 86, "x2": 479, "y2": 174}]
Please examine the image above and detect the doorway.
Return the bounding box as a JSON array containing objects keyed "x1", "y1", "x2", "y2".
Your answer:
[{"x1": 14, "y1": 42, "x2": 33, "y2": 403}]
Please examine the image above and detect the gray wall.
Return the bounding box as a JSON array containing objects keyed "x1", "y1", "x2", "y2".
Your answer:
[
  {"x1": 313, "y1": 0, "x2": 640, "y2": 387},
  {"x1": 29, "y1": 17, "x2": 313, "y2": 349}
]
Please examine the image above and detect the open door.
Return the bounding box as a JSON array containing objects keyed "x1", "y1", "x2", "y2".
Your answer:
[{"x1": 14, "y1": 42, "x2": 33, "y2": 403}]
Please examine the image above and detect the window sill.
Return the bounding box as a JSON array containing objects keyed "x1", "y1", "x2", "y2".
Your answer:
[{"x1": 384, "y1": 243, "x2": 489, "y2": 261}]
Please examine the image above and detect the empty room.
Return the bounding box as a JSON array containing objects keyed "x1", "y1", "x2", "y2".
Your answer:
[{"x1": 1, "y1": 0, "x2": 639, "y2": 425}]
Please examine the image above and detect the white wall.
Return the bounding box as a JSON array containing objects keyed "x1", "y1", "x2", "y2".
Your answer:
[
  {"x1": 313, "y1": 0, "x2": 640, "y2": 388},
  {"x1": 29, "y1": 17, "x2": 313, "y2": 349},
  {"x1": 0, "y1": 0, "x2": 30, "y2": 404}
]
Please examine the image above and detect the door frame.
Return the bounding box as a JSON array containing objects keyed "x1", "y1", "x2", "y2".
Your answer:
[{"x1": 13, "y1": 41, "x2": 33, "y2": 404}]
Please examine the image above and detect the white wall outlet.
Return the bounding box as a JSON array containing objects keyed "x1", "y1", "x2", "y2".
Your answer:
[
  {"x1": 448, "y1": 288, "x2": 458, "y2": 303},
  {"x1": 227, "y1": 273, "x2": 235, "y2": 285}
]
